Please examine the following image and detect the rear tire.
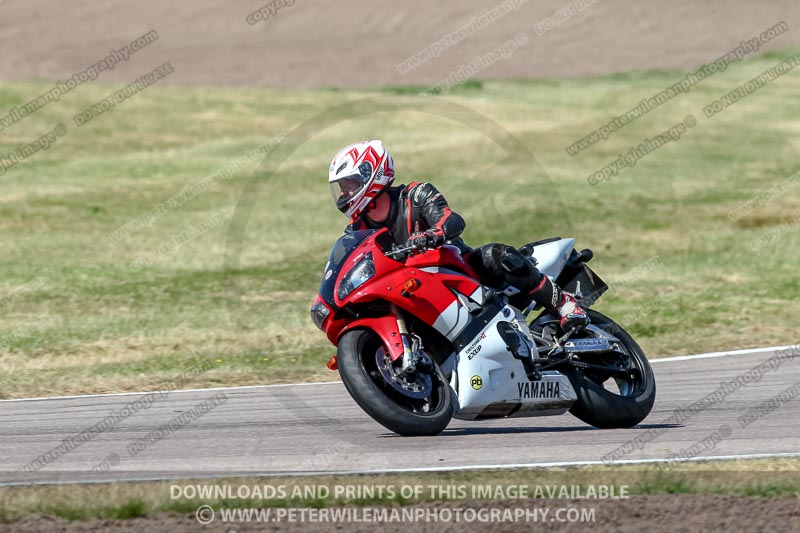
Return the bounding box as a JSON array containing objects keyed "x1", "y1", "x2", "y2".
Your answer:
[
  {"x1": 566, "y1": 310, "x2": 656, "y2": 428},
  {"x1": 337, "y1": 329, "x2": 454, "y2": 436}
]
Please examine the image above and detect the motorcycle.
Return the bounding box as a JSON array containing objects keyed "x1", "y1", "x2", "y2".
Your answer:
[{"x1": 310, "y1": 228, "x2": 656, "y2": 436}]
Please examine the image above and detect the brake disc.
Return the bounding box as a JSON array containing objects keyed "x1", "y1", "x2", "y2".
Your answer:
[{"x1": 375, "y1": 347, "x2": 432, "y2": 400}]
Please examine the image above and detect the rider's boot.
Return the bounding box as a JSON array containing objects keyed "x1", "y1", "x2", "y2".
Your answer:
[
  {"x1": 528, "y1": 275, "x2": 590, "y2": 332},
  {"x1": 497, "y1": 246, "x2": 590, "y2": 332}
]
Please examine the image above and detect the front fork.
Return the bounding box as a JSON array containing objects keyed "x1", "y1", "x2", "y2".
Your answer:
[{"x1": 393, "y1": 305, "x2": 425, "y2": 375}]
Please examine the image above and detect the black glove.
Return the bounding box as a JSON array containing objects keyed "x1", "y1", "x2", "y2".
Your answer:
[{"x1": 406, "y1": 228, "x2": 445, "y2": 252}]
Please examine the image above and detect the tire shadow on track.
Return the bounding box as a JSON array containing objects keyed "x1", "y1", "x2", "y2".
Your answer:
[{"x1": 376, "y1": 423, "x2": 681, "y2": 438}]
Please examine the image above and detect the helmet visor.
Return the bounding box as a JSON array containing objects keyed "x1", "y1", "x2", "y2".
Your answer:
[{"x1": 330, "y1": 174, "x2": 367, "y2": 214}]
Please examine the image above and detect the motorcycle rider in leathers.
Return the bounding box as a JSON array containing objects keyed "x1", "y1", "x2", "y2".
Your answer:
[{"x1": 327, "y1": 140, "x2": 589, "y2": 332}]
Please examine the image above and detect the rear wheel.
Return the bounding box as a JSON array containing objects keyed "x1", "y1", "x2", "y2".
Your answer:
[
  {"x1": 337, "y1": 329, "x2": 454, "y2": 436},
  {"x1": 564, "y1": 310, "x2": 656, "y2": 428}
]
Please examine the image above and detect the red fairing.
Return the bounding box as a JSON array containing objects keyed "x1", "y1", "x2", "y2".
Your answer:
[
  {"x1": 318, "y1": 230, "x2": 483, "y2": 362},
  {"x1": 338, "y1": 315, "x2": 405, "y2": 360},
  {"x1": 405, "y1": 244, "x2": 478, "y2": 278}
]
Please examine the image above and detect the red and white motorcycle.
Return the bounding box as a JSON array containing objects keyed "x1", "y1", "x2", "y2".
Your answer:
[{"x1": 311, "y1": 228, "x2": 656, "y2": 436}]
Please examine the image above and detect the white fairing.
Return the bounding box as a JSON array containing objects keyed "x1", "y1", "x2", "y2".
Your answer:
[
  {"x1": 528, "y1": 238, "x2": 575, "y2": 279},
  {"x1": 431, "y1": 299, "x2": 471, "y2": 339},
  {"x1": 421, "y1": 266, "x2": 487, "y2": 340},
  {"x1": 449, "y1": 304, "x2": 577, "y2": 420}
]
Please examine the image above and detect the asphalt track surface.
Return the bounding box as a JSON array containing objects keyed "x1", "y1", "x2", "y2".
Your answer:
[{"x1": 1, "y1": 346, "x2": 798, "y2": 486}]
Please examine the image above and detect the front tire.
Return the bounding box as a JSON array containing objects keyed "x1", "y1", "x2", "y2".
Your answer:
[
  {"x1": 337, "y1": 329, "x2": 454, "y2": 436},
  {"x1": 565, "y1": 310, "x2": 656, "y2": 428}
]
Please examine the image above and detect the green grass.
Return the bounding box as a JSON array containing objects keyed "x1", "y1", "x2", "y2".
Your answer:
[
  {"x1": 1, "y1": 50, "x2": 800, "y2": 397},
  {"x1": 2, "y1": 459, "x2": 798, "y2": 522}
]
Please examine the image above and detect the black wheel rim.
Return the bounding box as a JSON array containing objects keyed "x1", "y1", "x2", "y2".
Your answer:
[
  {"x1": 579, "y1": 321, "x2": 648, "y2": 399},
  {"x1": 360, "y1": 339, "x2": 447, "y2": 416}
]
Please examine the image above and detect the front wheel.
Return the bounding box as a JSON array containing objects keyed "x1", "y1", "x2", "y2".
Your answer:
[
  {"x1": 337, "y1": 329, "x2": 454, "y2": 436},
  {"x1": 565, "y1": 310, "x2": 656, "y2": 428}
]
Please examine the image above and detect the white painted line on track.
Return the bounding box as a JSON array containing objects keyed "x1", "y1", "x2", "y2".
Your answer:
[
  {"x1": 2, "y1": 344, "x2": 794, "y2": 403},
  {"x1": 649, "y1": 344, "x2": 795, "y2": 363},
  {"x1": 325, "y1": 452, "x2": 800, "y2": 476},
  {"x1": 0, "y1": 381, "x2": 342, "y2": 403},
  {"x1": 2, "y1": 452, "x2": 798, "y2": 487}
]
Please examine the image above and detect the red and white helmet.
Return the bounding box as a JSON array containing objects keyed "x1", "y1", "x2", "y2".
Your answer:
[{"x1": 328, "y1": 140, "x2": 395, "y2": 220}]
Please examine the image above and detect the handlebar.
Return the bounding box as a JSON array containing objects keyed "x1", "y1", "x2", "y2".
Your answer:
[
  {"x1": 384, "y1": 229, "x2": 446, "y2": 260},
  {"x1": 385, "y1": 240, "x2": 443, "y2": 261}
]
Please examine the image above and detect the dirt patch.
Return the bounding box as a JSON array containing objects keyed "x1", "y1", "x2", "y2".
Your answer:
[
  {"x1": 1, "y1": 0, "x2": 799, "y2": 88},
  {"x1": 2, "y1": 495, "x2": 798, "y2": 532}
]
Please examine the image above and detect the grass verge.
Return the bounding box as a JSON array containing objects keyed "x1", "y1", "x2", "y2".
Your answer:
[
  {"x1": 2, "y1": 50, "x2": 800, "y2": 397},
  {"x1": 2, "y1": 458, "x2": 799, "y2": 522}
]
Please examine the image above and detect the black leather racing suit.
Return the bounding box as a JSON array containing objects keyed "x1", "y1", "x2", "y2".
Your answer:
[
  {"x1": 346, "y1": 182, "x2": 468, "y2": 251},
  {"x1": 345, "y1": 182, "x2": 559, "y2": 308}
]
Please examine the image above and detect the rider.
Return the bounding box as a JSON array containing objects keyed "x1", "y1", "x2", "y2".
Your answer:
[{"x1": 328, "y1": 140, "x2": 589, "y2": 332}]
